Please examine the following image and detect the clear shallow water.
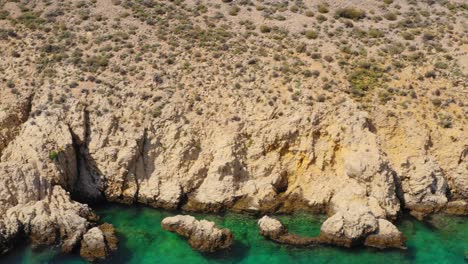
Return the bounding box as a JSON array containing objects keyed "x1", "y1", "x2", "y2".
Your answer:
[{"x1": 2, "y1": 204, "x2": 467, "y2": 264}]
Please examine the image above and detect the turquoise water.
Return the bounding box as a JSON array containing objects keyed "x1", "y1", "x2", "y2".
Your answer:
[{"x1": 2, "y1": 204, "x2": 467, "y2": 264}]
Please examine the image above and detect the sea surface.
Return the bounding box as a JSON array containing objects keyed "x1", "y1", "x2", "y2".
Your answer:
[{"x1": 2, "y1": 204, "x2": 467, "y2": 264}]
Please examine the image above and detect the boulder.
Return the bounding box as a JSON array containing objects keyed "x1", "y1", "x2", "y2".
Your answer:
[
  {"x1": 445, "y1": 200, "x2": 468, "y2": 216},
  {"x1": 161, "y1": 215, "x2": 232, "y2": 252},
  {"x1": 258, "y1": 216, "x2": 286, "y2": 239},
  {"x1": 258, "y1": 215, "x2": 317, "y2": 246},
  {"x1": 319, "y1": 206, "x2": 378, "y2": 247},
  {"x1": 364, "y1": 219, "x2": 406, "y2": 249},
  {"x1": 319, "y1": 205, "x2": 406, "y2": 249},
  {"x1": 80, "y1": 224, "x2": 118, "y2": 262}
]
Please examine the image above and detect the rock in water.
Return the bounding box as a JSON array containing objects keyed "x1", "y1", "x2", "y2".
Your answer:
[
  {"x1": 364, "y1": 219, "x2": 406, "y2": 249},
  {"x1": 161, "y1": 215, "x2": 233, "y2": 252},
  {"x1": 319, "y1": 205, "x2": 405, "y2": 249},
  {"x1": 258, "y1": 216, "x2": 286, "y2": 239},
  {"x1": 319, "y1": 206, "x2": 378, "y2": 247},
  {"x1": 258, "y1": 215, "x2": 318, "y2": 246},
  {"x1": 80, "y1": 224, "x2": 118, "y2": 262}
]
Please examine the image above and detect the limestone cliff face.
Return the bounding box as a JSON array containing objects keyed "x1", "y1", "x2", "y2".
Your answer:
[{"x1": 0, "y1": 91, "x2": 465, "y2": 253}]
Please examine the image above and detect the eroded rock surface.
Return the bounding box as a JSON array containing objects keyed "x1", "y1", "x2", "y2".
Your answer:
[
  {"x1": 80, "y1": 223, "x2": 118, "y2": 262},
  {"x1": 258, "y1": 215, "x2": 318, "y2": 246},
  {"x1": 364, "y1": 219, "x2": 406, "y2": 249},
  {"x1": 0, "y1": 0, "x2": 466, "y2": 257},
  {"x1": 319, "y1": 205, "x2": 405, "y2": 249},
  {"x1": 161, "y1": 215, "x2": 233, "y2": 252}
]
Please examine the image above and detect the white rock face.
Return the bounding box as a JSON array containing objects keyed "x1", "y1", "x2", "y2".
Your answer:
[
  {"x1": 364, "y1": 219, "x2": 406, "y2": 249},
  {"x1": 0, "y1": 102, "x2": 95, "y2": 253},
  {"x1": 258, "y1": 216, "x2": 286, "y2": 238},
  {"x1": 320, "y1": 205, "x2": 378, "y2": 247},
  {"x1": 401, "y1": 157, "x2": 448, "y2": 219},
  {"x1": 0, "y1": 92, "x2": 465, "y2": 254},
  {"x1": 161, "y1": 215, "x2": 233, "y2": 252},
  {"x1": 80, "y1": 227, "x2": 106, "y2": 261},
  {"x1": 80, "y1": 224, "x2": 118, "y2": 262}
]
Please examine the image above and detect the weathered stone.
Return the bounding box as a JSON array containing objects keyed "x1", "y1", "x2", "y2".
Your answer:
[
  {"x1": 161, "y1": 215, "x2": 233, "y2": 252},
  {"x1": 319, "y1": 205, "x2": 379, "y2": 247},
  {"x1": 258, "y1": 216, "x2": 318, "y2": 246},
  {"x1": 364, "y1": 219, "x2": 406, "y2": 249},
  {"x1": 80, "y1": 223, "x2": 118, "y2": 262},
  {"x1": 445, "y1": 200, "x2": 468, "y2": 216}
]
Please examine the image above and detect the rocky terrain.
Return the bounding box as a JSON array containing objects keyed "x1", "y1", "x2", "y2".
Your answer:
[
  {"x1": 80, "y1": 223, "x2": 118, "y2": 261},
  {"x1": 0, "y1": 0, "x2": 466, "y2": 259}
]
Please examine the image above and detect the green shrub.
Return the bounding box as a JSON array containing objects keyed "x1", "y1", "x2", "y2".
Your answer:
[
  {"x1": 305, "y1": 10, "x2": 314, "y2": 17},
  {"x1": 49, "y1": 150, "x2": 59, "y2": 161},
  {"x1": 368, "y1": 28, "x2": 384, "y2": 38},
  {"x1": 0, "y1": 10, "x2": 9, "y2": 20},
  {"x1": 16, "y1": 11, "x2": 45, "y2": 29},
  {"x1": 228, "y1": 6, "x2": 240, "y2": 16},
  {"x1": 335, "y1": 8, "x2": 366, "y2": 20},
  {"x1": 422, "y1": 31, "x2": 437, "y2": 41},
  {"x1": 316, "y1": 14, "x2": 327, "y2": 22},
  {"x1": 383, "y1": 12, "x2": 397, "y2": 21},
  {"x1": 348, "y1": 67, "x2": 383, "y2": 97},
  {"x1": 305, "y1": 30, "x2": 318, "y2": 39},
  {"x1": 434, "y1": 61, "x2": 448, "y2": 69},
  {"x1": 401, "y1": 31, "x2": 414, "y2": 40},
  {"x1": 86, "y1": 55, "x2": 109, "y2": 71},
  {"x1": 259, "y1": 25, "x2": 271, "y2": 33},
  {"x1": 317, "y1": 4, "x2": 329, "y2": 13}
]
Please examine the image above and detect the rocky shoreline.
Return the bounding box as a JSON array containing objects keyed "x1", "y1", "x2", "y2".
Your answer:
[{"x1": 0, "y1": 95, "x2": 466, "y2": 261}]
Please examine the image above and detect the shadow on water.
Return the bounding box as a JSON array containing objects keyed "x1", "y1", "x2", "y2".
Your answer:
[
  {"x1": 100, "y1": 232, "x2": 133, "y2": 264},
  {"x1": 202, "y1": 241, "x2": 250, "y2": 263},
  {"x1": 3, "y1": 203, "x2": 467, "y2": 264}
]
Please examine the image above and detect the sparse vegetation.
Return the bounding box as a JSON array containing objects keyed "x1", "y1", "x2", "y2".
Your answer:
[{"x1": 335, "y1": 8, "x2": 366, "y2": 20}]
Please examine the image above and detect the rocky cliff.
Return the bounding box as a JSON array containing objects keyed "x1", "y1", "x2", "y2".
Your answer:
[{"x1": 0, "y1": 0, "x2": 467, "y2": 256}]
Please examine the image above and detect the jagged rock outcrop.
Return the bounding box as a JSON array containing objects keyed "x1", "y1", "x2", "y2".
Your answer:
[
  {"x1": 161, "y1": 215, "x2": 233, "y2": 252},
  {"x1": 0, "y1": 94, "x2": 32, "y2": 156},
  {"x1": 0, "y1": 94, "x2": 464, "y2": 257},
  {"x1": 258, "y1": 213, "x2": 405, "y2": 249},
  {"x1": 400, "y1": 157, "x2": 448, "y2": 220},
  {"x1": 80, "y1": 223, "x2": 118, "y2": 262},
  {"x1": 445, "y1": 200, "x2": 468, "y2": 216},
  {"x1": 0, "y1": 217, "x2": 20, "y2": 254},
  {"x1": 0, "y1": 109, "x2": 96, "y2": 254},
  {"x1": 258, "y1": 215, "x2": 317, "y2": 246},
  {"x1": 364, "y1": 219, "x2": 406, "y2": 249},
  {"x1": 319, "y1": 204, "x2": 405, "y2": 249}
]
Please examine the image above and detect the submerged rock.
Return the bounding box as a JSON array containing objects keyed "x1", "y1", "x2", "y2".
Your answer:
[
  {"x1": 80, "y1": 223, "x2": 118, "y2": 262},
  {"x1": 258, "y1": 216, "x2": 286, "y2": 239},
  {"x1": 258, "y1": 215, "x2": 317, "y2": 246},
  {"x1": 161, "y1": 215, "x2": 233, "y2": 252}
]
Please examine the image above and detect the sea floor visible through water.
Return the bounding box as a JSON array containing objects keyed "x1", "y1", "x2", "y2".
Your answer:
[{"x1": 1, "y1": 204, "x2": 467, "y2": 264}]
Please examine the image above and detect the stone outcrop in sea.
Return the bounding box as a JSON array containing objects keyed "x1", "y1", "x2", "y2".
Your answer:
[
  {"x1": 161, "y1": 215, "x2": 233, "y2": 252},
  {"x1": 258, "y1": 213, "x2": 406, "y2": 249},
  {"x1": 80, "y1": 223, "x2": 118, "y2": 262}
]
